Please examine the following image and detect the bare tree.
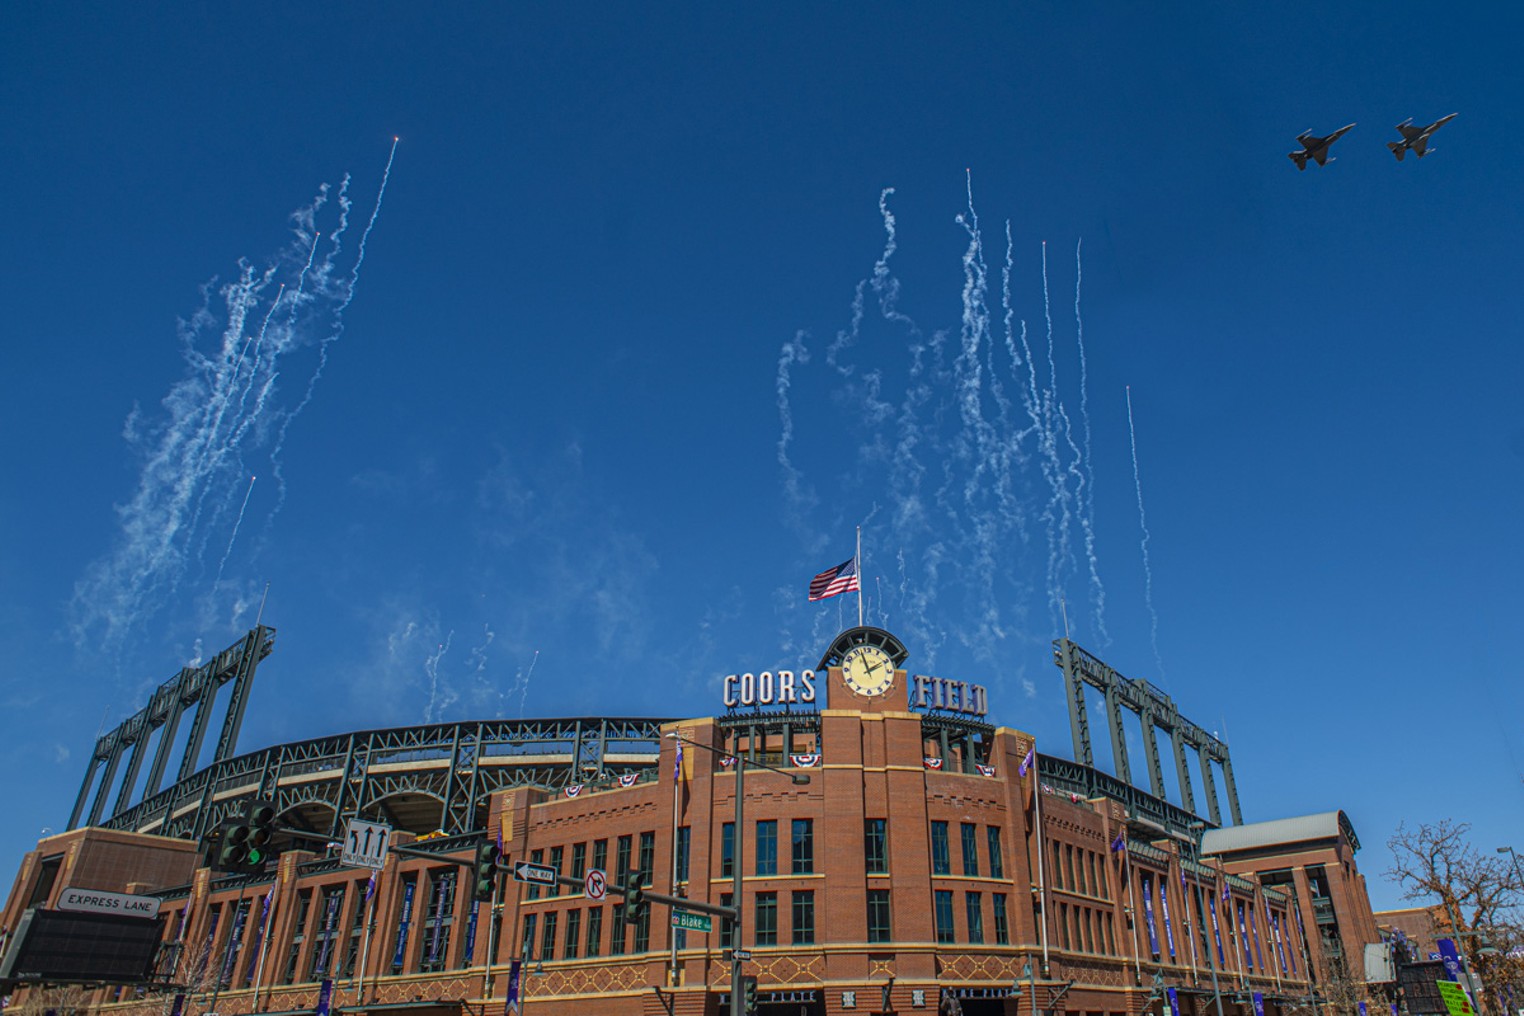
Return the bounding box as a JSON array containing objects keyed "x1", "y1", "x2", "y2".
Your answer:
[{"x1": 1386, "y1": 821, "x2": 1524, "y2": 1013}]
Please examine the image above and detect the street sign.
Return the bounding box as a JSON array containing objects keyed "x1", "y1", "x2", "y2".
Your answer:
[
  {"x1": 56, "y1": 886, "x2": 162, "y2": 919},
  {"x1": 671, "y1": 910, "x2": 711, "y2": 933},
  {"x1": 513, "y1": 861, "x2": 557, "y2": 885},
  {"x1": 585, "y1": 868, "x2": 607, "y2": 900},
  {"x1": 731, "y1": 948, "x2": 752, "y2": 961},
  {"x1": 341, "y1": 819, "x2": 392, "y2": 870},
  {"x1": 1437, "y1": 982, "x2": 1475, "y2": 1016}
]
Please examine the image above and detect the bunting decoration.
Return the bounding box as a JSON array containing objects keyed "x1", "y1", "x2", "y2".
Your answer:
[
  {"x1": 923, "y1": 756, "x2": 944, "y2": 770},
  {"x1": 564, "y1": 785, "x2": 583, "y2": 798},
  {"x1": 720, "y1": 756, "x2": 737, "y2": 769},
  {"x1": 976, "y1": 763, "x2": 996, "y2": 777},
  {"x1": 789, "y1": 754, "x2": 822, "y2": 768},
  {"x1": 617, "y1": 773, "x2": 639, "y2": 787}
]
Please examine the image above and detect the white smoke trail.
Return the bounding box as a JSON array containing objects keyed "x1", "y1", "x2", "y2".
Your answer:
[
  {"x1": 1125, "y1": 386, "x2": 1165, "y2": 678},
  {"x1": 1073, "y1": 241, "x2": 1109, "y2": 648},
  {"x1": 423, "y1": 632, "x2": 455, "y2": 723},
  {"x1": 517, "y1": 650, "x2": 540, "y2": 719},
  {"x1": 70, "y1": 147, "x2": 396, "y2": 657},
  {"x1": 212, "y1": 475, "x2": 257, "y2": 590}
]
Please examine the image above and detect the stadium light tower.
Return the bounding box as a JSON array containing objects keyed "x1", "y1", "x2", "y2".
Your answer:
[{"x1": 665, "y1": 730, "x2": 810, "y2": 1016}]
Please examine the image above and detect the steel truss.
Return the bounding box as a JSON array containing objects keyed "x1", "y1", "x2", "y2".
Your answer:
[
  {"x1": 1053, "y1": 638, "x2": 1242, "y2": 825},
  {"x1": 94, "y1": 716, "x2": 671, "y2": 843}
]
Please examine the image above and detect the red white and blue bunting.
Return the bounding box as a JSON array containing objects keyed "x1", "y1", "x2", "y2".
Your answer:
[
  {"x1": 789, "y1": 754, "x2": 822, "y2": 768},
  {"x1": 617, "y1": 773, "x2": 638, "y2": 788},
  {"x1": 923, "y1": 756, "x2": 944, "y2": 770},
  {"x1": 719, "y1": 756, "x2": 737, "y2": 768},
  {"x1": 564, "y1": 785, "x2": 583, "y2": 798},
  {"x1": 976, "y1": 764, "x2": 997, "y2": 778}
]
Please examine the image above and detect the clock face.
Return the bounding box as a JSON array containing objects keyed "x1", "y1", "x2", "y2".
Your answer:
[{"x1": 842, "y1": 645, "x2": 895, "y2": 697}]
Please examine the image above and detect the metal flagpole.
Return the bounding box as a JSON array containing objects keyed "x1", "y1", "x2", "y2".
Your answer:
[
  {"x1": 856, "y1": 526, "x2": 863, "y2": 628},
  {"x1": 669, "y1": 736, "x2": 683, "y2": 987},
  {"x1": 1123, "y1": 842, "x2": 1144, "y2": 984},
  {"x1": 1033, "y1": 771, "x2": 1050, "y2": 976},
  {"x1": 355, "y1": 871, "x2": 378, "y2": 1003},
  {"x1": 253, "y1": 884, "x2": 278, "y2": 1011}
]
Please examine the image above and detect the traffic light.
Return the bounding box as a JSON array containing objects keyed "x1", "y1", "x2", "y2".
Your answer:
[
  {"x1": 622, "y1": 868, "x2": 647, "y2": 924},
  {"x1": 472, "y1": 841, "x2": 500, "y2": 902},
  {"x1": 213, "y1": 800, "x2": 278, "y2": 874},
  {"x1": 742, "y1": 974, "x2": 759, "y2": 1015}
]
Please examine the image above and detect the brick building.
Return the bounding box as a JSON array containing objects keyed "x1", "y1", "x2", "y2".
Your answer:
[{"x1": 1, "y1": 626, "x2": 1384, "y2": 1016}]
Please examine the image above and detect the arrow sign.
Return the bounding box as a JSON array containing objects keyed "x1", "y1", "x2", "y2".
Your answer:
[
  {"x1": 585, "y1": 869, "x2": 607, "y2": 900},
  {"x1": 513, "y1": 861, "x2": 557, "y2": 885}
]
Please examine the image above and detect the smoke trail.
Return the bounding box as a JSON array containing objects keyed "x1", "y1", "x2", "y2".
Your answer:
[
  {"x1": 1125, "y1": 386, "x2": 1165, "y2": 678},
  {"x1": 1072, "y1": 240, "x2": 1108, "y2": 647},
  {"x1": 213, "y1": 475, "x2": 257, "y2": 590},
  {"x1": 423, "y1": 632, "x2": 454, "y2": 723},
  {"x1": 69, "y1": 145, "x2": 396, "y2": 657},
  {"x1": 517, "y1": 650, "x2": 540, "y2": 719}
]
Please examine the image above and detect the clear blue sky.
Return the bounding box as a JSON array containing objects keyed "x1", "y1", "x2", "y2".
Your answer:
[{"x1": 3, "y1": 4, "x2": 1521, "y2": 911}]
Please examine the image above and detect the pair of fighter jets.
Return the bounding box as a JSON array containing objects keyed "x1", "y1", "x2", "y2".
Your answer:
[{"x1": 1289, "y1": 114, "x2": 1458, "y2": 170}]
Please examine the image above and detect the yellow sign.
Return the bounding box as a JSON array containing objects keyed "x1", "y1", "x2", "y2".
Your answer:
[{"x1": 1437, "y1": 981, "x2": 1475, "y2": 1016}]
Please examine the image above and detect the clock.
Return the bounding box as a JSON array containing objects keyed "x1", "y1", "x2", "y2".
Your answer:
[{"x1": 841, "y1": 644, "x2": 895, "y2": 697}]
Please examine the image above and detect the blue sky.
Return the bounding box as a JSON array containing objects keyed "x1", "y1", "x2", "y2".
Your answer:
[{"x1": 3, "y1": 4, "x2": 1521, "y2": 911}]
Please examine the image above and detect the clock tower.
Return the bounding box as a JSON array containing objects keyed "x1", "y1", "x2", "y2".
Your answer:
[{"x1": 818, "y1": 626, "x2": 910, "y2": 713}]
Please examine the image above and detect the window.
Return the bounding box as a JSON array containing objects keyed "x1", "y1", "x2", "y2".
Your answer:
[
  {"x1": 571, "y1": 842, "x2": 587, "y2": 880},
  {"x1": 931, "y1": 822, "x2": 951, "y2": 875},
  {"x1": 1057, "y1": 902, "x2": 1070, "y2": 949},
  {"x1": 586, "y1": 907, "x2": 602, "y2": 957},
  {"x1": 539, "y1": 911, "x2": 557, "y2": 961},
  {"x1": 1075, "y1": 848, "x2": 1088, "y2": 895},
  {"x1": 720, "y1": 893, "x2": 735, "y2": 946},
  {"x1": 385, "y1": 881, "x2": 407, "y2": 973},
  {"x1": 676, "y1": 826, "x2": 691, "y2": 883},
  {"x1": 615, "y1": 835, "x2": 633, "y2": 884},
  {"x1": 721, "y1": 823, "x2": 735, "y2": 878},
  {"x1": 638, "y1": 832, "x2": 656, "y2": 884},
  {"x1": 756, "y1": 820, "x2": 778, "y2": 875},
  {"x1": 310, "y1": 887, "x2": 345, "y2": 978},
  {"x1": 592, "y1": 838, "x2": 608, "y2": 874},
  {"x1": 419, "y1": 871, "x2": 455, "y2": 972},
  {"x1": 966, "y1": 893, "x2": 984, "y2": 944},
  {"x1": 867, "y1": 890, "x2": 892, "y2": 943},
  {"x1": 865, "y1": 820, "x2": 888, "y2": 874},
  {"x1": 563, "y1": 909, "x2": 581, "y2": 959},
  {"x1": 548, "y1": 846, "x2": 564, "y2": 897},
  {"x1": 520, "y1": 914, "x2": 538, "y2": 961},
  {"x1": 1097, "y1": 851, "x2": 1109, "y2": 898},
  {"x1": 934, "y1": 890, "x2": 955, "y2": 943},
  {"x1": 792, "y1": 891, "x2": 815, "y2": 945},
  {"x1": 528, "y1": 848, "x2": 544, "y2": 900},
  {"x1": 1081, "y1": 907, "x2": 1094, "y2": 952},
  {"x1": 633, "y1": 902, "x2": 651, "y2": 953},
  {"x1": 1051, "y1": 843, "x2": 1064, "y2": 889},
  {"x1": 755, "y1": 892, "x2": 778, "y2": 945},
  {"x1": 791, "y1": 819, "x2": 814, "y2": 874},
  {"x1": 987, "y1": 827, "x2": 1004, "y2": 879},
  {"x1": 1064, "y1": 844, "x2": 1076, "y2": 891},
  {"x1": 609, "y1": 904, "x2": 626, "y2": 955},
  {"x1": 961, "y1": 823, "x2": 979, "y2": 877},
  {"x1": 993, "y1": 894, "x2": 1010, "y2": 945}
]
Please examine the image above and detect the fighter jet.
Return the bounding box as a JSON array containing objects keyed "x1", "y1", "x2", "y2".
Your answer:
[
  {"x1": 1288, "y1": 124, "x2": 1356, "y2": 170},
  {"x1": 1387, "y1": 113, "x2": 1458, "y2": 161}
]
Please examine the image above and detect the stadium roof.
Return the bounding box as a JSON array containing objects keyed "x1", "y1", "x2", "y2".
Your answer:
[{"x1": 1200, "y1": 810, "x2": 1360, "y2": 855}]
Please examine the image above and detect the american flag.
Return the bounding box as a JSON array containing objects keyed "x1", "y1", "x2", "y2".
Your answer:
[{"x1": 808, "y1": 557, "x2": 860, "y2": 601}]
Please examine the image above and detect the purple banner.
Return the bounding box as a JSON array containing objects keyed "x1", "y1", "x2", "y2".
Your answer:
[
  {"x1": 1160, "y1": 880, "x2": 1177, "y2": 960},
  {"x1": 1208, "y1": 895, "x2": 1225, "y2": 964},
  {"x1": 504, "y1": 959, "x2": 523, "y2": 1015},
  {"x1": 1236, "y1": 900, "x2": 1252, "y2": 970},
  {"x1": 315, "y1": 977, "x2": 333, "y2": 1016},
  {"x1": 465, "y1": 900, "x2": 480, "y2": 962},
  {"x1": 392, "y1": 880, "x2": 417, "y2": 969},
  {"x1": 1142, "y1": 873, "x2": 1160, "y2": 958},
  {"x1": 1249, "y1": 902, "x2": 1265, "y2": 972}
]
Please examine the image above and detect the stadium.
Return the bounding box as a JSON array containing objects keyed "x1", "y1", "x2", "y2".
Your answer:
[{"x1": 1, "y1": 624, "x2": 1382, "y2": 1016}]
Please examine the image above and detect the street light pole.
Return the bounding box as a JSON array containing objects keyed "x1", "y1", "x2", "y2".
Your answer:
[
  {"x1": 1187, "y1": 822, "x2": 1226, "y2": 1016},
  {"x1": 664, "y1": 730, "x2": 810, "y2": 1016},
  {"x1": 1497, "y1": 846, "x2": 1524, "y2": 889}
]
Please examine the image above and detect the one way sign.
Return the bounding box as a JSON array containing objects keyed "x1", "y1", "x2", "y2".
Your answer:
[{"x1": 513, "y1": 861, "x2": 556, "y2": 886}]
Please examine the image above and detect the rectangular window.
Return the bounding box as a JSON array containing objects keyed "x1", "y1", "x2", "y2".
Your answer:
[
  {"x1": 563, "y1": 909, "x2": 581, "y2": 959},
  {"x1": 419, "y1": 870, "x2": 455, "y2": 973},
  {"x1": 756, "y1": 820, "x2": 778, "y2": 876},
  {"x1": 615, "y1": 835, "x2": 633, "y2": 884},
  {"x1": 520, "y1": 914, "x2": 537, "y2": 962},
  {"x1": 638, "y1": 832, "x2": 656, "y2": 883},
  {"x1": 720, "y1": 892, "x2": 735, "y2": 947},
  {"x1": 865, "y1": 819, "x2": 888, "y2": 874},
  {"x1": 586, "y1": 907, "x2": 602, "y2": 958},
  {"x1": 721, "y1": 823, "x2": 735, "y2": 878},
  {"x1": 1064, "y1": 844, "x2": 1076, "y2": 892},
  {"x1": 931, "y1": 821, "x2": 951, "y2": 876},
  {"x1": 571, "y1": 842, "x2": 587, "y2": 880},
  {"x1": 548, "y1": 846, "x2": 564, "y2": 897},
  {"x1": 1082, "y1": 907, "x2": 1094, "y2": 952},
  {"x1": 993, "y1": 894, "x2": 1010, "y2": 945},
  {"x1": 1076, "y1": 849, "x2": 1088, "y2": 895},
  {"x1": 592, "y1": 838, "x2": 608, "y2": 874},
  {"x1": 609, "y1": 903, "x2": 626, "y2": 955},
  {"x1": 867, "y1": 890, "x2": 892, "y2": 943},
  {"x1": 987, "y1": 827, "x2": 1004, "y2": 879},
  {"x1": 961, "y1": 823, "x2": 980, "y2": 877},
  {"x1": 1097, "y1": 851, "x2": 1109, "y2": 898},
  {"x1": 528, "y1": 848, "x2": 544, "y2": 901},
  {"x1": 1057, "y1": 902, "x2": 1070, "y2": 950},
  {"x1": 791, "y1": 819, "x2": 814, "y2": 874},
  {"x1": 539, "y1": 912, "x2": 557, "y2": 961},
  {"x1": 676, "y1": 826, "x2": 691, "y2": 883},
  {"x1": 755, "y1": 892, "x2": 778, "y2": 946},
  {"x1": 934, "y1": 890, "x2": 955, "y2": 943},
  {"x1": 792, "y1": 891, "x2": 815, "y2": 945},
  {"x1": 966, "y1": 892, "x2": 984, "y2": 944},
  {"x1": 633, "y1": 901, "x2": 651, "y2": 953},
  {"x1": 1051, "y1": 843, "x2": 1064, "y2": 889}
]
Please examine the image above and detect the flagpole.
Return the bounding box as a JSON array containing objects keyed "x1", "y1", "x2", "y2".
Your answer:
[
  {"x1": 1032, "y1": 761, "x2": 1050, "y2": 977},
  {"x1": 252, "y1": 885, "x2": 278, "y2": 1011},
  {"x1": 1123, "y1": 841, "x2": 1143, "y2": 984},
  {"x1": 356, "y1": 872, "x2": 377, "y2": 1003},
  {"x1": 669, "y1": 736, "x2": 683, "y2": 987},
  {"x1": 856, "y1": 526, "x2": 863, "y2": 628}
]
